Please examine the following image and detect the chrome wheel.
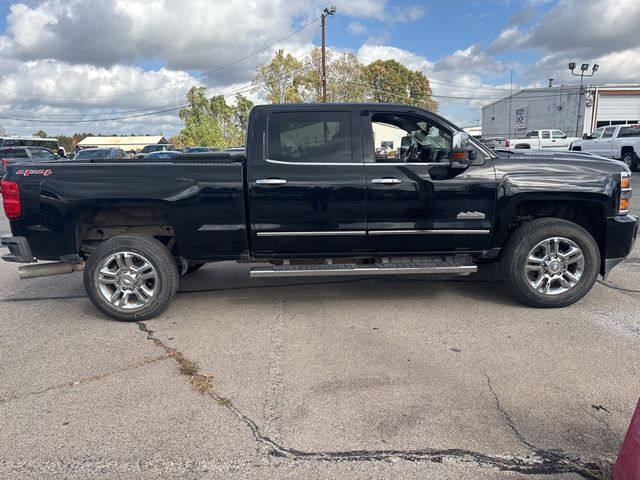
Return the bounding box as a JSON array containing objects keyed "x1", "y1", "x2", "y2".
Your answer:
[
  {"x1": 622, "y1": 154, "x2": 633, "y2": 168},
  {"x1": 95, "y1": 251, "x2": 158, "y2": 310},
  {"x1": 525, "y1": 237, "x2": 585, "y2": 295}
]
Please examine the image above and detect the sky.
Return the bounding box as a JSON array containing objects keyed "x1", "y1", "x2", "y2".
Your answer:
[{"x1": 0, "y1": 0, "x2": 638, "y2": 137}]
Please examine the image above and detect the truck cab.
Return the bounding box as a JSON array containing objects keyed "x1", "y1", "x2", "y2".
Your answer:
[
  {"x1": 510, "y1": 129, "x2": 576, "y2": 149},
  {"x1": 572, "y1": 124, "x2": 640, "y2": 170}
]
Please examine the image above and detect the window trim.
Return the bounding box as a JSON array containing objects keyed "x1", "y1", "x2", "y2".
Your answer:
[
  {"x1": 364, "y1": 109, "x2": 490, "y2": 165},
  {"x1": 265, "y1": 110, "x2": 355, "y2": 165}
]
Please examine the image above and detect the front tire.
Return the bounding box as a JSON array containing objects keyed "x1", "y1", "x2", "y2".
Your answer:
[
  {"x1": 84, "y1": 234, "x2": 179, "y2": 321},
  {"x1": 621, "y1": 151, "x2": 637, "y2": 171},
  {"x1": 500, "y1": 218, "x2": 600, "y2": 308}
]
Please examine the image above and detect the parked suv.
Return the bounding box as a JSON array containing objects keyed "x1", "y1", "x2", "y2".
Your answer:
[
  {"x1": 73, "y1": 148, "x2": 126, "y2": 160},
  {"x1": 136, "y1": 144, "x2": 175, "y2": 158},
  {"x1": 0, "y1": 146, "x2": 58, "y2": 174}
]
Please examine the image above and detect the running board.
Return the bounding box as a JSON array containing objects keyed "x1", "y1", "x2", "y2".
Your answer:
[{"x1": 250, "y1": 260, "x2": 477, "y2": 278}]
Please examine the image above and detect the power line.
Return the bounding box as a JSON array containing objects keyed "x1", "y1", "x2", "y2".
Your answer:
[
  {"x1": 0, "y1": 17, "x2": 321, "y2": 101},
  {"x1": 0, "y1": 55, "x2": 322, "y2": 124}
]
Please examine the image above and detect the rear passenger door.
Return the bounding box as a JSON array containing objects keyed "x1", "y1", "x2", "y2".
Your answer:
[
  {"x1": 540, "y1": 130, "x2": 551, "y2": 148},
  {"x1": 248, "y1": 107, "x2": 367, "y2": 256},
  {"x1": 600, "y1": 127, "x2": 616, "y2": 158}
]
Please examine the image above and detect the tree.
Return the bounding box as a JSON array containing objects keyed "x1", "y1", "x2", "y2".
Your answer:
[
  {"x1": 32, "y1": 129, "x2": 48, "y2": 138},
  {"x1": 175, "y1": 87, "x2": 253, "y2": 148},
  {"x1": 253, "y1": 49, "x2": 304, "y2": 104},
  {"x1": 0, "y1": 125, "x2": 8, "y2": 136},
  {"x1": 297, "y1": 48, "x2": 367, "y2": 103},
  {"x1": 364, "y1": 59, "x2": 437, "y2": 111}
]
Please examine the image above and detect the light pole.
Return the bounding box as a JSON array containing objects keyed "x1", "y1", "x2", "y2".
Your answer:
[
  {"x1": 569, "y1": 62, "x2": 599, "y2": 137},
  {"x1": 321, "y1": 6, "x2": 336, "y2": 103}
]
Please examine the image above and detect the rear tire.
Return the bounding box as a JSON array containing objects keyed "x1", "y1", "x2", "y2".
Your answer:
[
  {"x1": 500, "y1": 218, "x2": 600, "y2": 308},
  {"x1": 84, "y1": 234, "x2": 179, "y2": 321}
]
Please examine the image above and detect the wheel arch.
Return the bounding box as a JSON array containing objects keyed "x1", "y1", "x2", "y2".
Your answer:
[
  {"x1": 75, "y1": 206, "x2": 177, "y2": 257},
  {"x1": 492, "y1": 195, "x2": 608, "y2": 274}
]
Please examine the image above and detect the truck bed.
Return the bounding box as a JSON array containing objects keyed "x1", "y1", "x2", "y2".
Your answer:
[{"x1": 3, "y1": 154, "x2": 249, "y2": 262}]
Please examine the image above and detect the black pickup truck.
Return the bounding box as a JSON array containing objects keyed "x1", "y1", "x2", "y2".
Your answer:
[{"x1": 1, "y1": 104, "x2": 637, "y2": 321}]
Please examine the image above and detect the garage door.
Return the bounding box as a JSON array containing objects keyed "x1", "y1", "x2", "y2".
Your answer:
[{"x1": 597, "y1": 94, "x2": 640, "y2": 122}]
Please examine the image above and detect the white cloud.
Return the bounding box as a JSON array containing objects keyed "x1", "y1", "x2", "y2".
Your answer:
[
  {"x1": 391, "y1": 4, "x2": 426, "y2": 22},
  {"x1": 347, "y1": 21, "x2": 367, "y2": 35},
  {"x1": 357, "y1": 44, "x2": 435, "y2": 73}
]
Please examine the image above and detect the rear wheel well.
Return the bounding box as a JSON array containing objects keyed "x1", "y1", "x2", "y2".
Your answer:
[
  {"x1": 77, "y1": 207, "x2": 175, "y2": 257},
  {"x1": 506, "y1": 200, "x2": 605, "y2": 258},
  {"x1": 621, "y1": 146, "x2": 636, "y2": 158}
]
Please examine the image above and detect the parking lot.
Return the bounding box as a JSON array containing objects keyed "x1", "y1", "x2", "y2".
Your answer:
[{"x1": 0, "y1": 178, "x2": 638, "y2": 480}]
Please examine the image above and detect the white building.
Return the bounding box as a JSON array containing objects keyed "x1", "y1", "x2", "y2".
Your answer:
[{"x1": 482, "y1": 84, "x2": 640, "y2": 138}]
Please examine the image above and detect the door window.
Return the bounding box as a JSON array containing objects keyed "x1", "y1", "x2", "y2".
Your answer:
[
  {"x1": 29, "y1": 148, "x2": 55, "y2": 160},
  {"x1": 370, "y1": 112, "x2": 452, "y2": 163},
  {"x1": 267, "y1": 111, "x2": 352, "y2": 163},
  {"x1": 541, "y1": 131, "x2": 551, "y2": 139},
  {"x1": 602, "y1": 127, "x2": 615, "y2": 138},
  {"x1": 551, "y1": 130, "x2": 566, "y2": 139},
  {"x1": 591, "y1": 128, "x2": 604, "y2": 139}
]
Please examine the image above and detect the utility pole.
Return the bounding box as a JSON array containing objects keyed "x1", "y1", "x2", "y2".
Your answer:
[
  {"x1": 569, "y1": 62, "x2": 599, "y2": 137},
  {"x1": 321, "y1": 6, "x2": 336, "y2": 103},
  {"x1": 508, "y1": 70, "x2": 513, "y2": 140}
]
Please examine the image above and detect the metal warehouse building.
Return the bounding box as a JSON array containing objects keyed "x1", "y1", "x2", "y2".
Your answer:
[
  {"x1": 77, "y1": 135, "x2": 168, "y2": 152},
  {"x1": 482, "y1": 84, "x2": 640, "y2": 138}
]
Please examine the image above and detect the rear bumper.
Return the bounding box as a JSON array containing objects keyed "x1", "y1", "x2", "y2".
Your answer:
[
  {"x1": 1, "y1": 235, "x2": 36, "y2": 263},
  {"x1": 602, "y1": 214, "x2": 638, "y2": 277}
]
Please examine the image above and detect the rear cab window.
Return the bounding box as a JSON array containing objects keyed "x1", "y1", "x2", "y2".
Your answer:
[
  {"x1": 267, "y1": 111, "x2": 352, "y2": 164},
  {"x1": 0, "y1": 149, "x2": 29, "y2": 159},
  {"x1": 618, "y1": 125, "x2": 640, "y2": 138}
]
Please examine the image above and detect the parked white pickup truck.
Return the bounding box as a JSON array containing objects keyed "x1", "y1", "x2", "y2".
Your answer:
[
  {"x1": 570, "y1": 124, "x2": 640, "y2": 170},
  {"x1": 509, "y1": 129, "x2": 578, "y2": 150}
]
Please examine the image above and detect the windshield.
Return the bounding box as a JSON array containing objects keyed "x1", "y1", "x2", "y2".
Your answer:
[{"x1": 74, "y1": 149, "x2": 110, "y2": 159}]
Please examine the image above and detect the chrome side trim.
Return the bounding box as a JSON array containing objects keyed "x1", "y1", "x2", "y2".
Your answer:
[
  {"x1": 365, "y1": 162, "x2": 442, "y2": 166},
  {"x1": 256, "y1": 178, "x2": 287, "y2": 185},
  {"x1": 264, "y1": 159, "x2": 445, "y2": 167},
  {"x1": 250, "y1": 264, "x2": 477, "y2": 278},
  {"x1": 256, "y1": 230, "x2": 367, "y2": 237},
  {"x1": 369, "y1": 229, "x2": 490, "y2": 235},
  {"x1": 265, "y1": 158, "x2": 358, "y2": 166}
]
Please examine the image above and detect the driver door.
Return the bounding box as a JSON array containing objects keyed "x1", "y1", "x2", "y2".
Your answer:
[{"x1": 362, "y1": 109, "x2": 496, "y2": 254}]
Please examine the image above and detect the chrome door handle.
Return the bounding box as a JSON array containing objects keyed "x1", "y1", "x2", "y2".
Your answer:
[
  {"x1": 371, "y1": 178, "x2": 402, "y2": 185},
  {"x1": 256, "y1": 178, "x2": 287, "y2": 185}
]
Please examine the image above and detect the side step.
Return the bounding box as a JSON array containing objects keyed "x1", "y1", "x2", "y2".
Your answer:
[{"x1": 250, "y1": 258, "x2": 477, "y2": 278}]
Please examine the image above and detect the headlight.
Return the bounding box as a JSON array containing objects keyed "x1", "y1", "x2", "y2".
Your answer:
[{"x1": 620, "y1": 172, "x2": 631, "y2": 214}]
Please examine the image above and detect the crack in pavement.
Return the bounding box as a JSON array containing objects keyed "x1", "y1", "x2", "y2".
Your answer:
[
  {"x1": 0, "y1": 355, "x2": 169, "y2": 405},
  {"x1": 484, "y1": 374, "x2": 537, "y2": 451},
  {"x1": 262, "y1": 297, "x2": 286, "y2": 445},
  {"x1": 133, "y1": 320, "x2": 612, "y2": 479}
]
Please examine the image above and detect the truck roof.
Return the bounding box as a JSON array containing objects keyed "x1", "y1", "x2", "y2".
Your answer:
[{"x1": 250, "y1": 103, "x2": 458, "y2": 130}]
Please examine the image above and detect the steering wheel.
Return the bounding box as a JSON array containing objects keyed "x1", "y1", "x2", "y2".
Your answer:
[{"x1": 402, "y1": 138, "x2": 418, "y2": 162}]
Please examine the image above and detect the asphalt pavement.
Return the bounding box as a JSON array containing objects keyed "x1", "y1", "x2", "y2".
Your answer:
[{"x1": 0, "y1": 177, "x2": 639, "y2": 479}]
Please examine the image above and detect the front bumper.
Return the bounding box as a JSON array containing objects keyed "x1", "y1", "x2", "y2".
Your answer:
[
  {"x1": 1, "y1": 235, "x2": 36, "y2": 263},
  {"x1": 602, "y1": 214, "x2": 638, "y2": 277}
]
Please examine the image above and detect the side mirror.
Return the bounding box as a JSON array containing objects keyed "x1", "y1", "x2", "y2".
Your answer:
[
  {"x1": 582, "y1": 133, "x2": 589, "y2": 139},
  {"x1": 448, "y1": 148, "x2": 476, "y2": 169}
]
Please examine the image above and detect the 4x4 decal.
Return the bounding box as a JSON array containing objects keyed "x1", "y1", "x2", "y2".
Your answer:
[{"x1": 15, "y1": 169, "x2": 53, "y2": 176}]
